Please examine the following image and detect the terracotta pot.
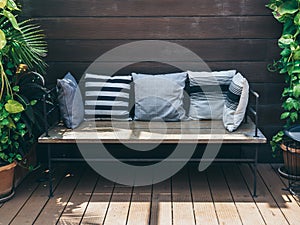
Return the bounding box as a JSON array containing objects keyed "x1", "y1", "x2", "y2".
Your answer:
[
  {"x1": 0, "y1": 161, "x2": 17, "y2": 202},
  {"x1": 14, "y1": 144, "x2": 37, "y2": 187},
  {"x1": 280, "y1": 143, "x2": 300, "y2": 176}
]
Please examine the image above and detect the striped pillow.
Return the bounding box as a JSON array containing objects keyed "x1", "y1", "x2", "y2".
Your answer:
[
  {"x1": 188, "y1": 70, "x2": 236, "y2": 119},
  {"x1": 84, "y1": 73, "x2": 132, "y2": 120},
  {"x1": 223, "y1": 73, "x2": 249, "y2": 132}
]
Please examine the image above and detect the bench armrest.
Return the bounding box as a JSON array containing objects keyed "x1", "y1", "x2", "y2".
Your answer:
[
  {"x1": 42, "y1": 87, "x2": 59, "y2": 137},
  {"x1": 247, "y1": 89, "x2": 260, "y2": 137}
]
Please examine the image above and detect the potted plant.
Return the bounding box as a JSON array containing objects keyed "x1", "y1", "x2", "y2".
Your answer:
[
  {"x1": 0, "y1": 0, "x2": 48, "y2": 202},
  {"x1": 267, "y1": 0, "x2": 300, "y2": 175}
]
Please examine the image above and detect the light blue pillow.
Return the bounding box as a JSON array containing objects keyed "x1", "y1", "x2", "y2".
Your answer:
[
  {"x1": 188, "y1": 70, "x2": 236, "y2": 119},
  {"x1": 132, "y1": 72, "x2": 187, "y2": 121},
  {"x1": 57, "y1": 72, "x2": 84, "y2": 129}
]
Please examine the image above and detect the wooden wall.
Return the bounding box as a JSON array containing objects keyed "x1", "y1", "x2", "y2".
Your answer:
[{"x1": 21, "y1": 0, "x2": 283, "y2": 161}]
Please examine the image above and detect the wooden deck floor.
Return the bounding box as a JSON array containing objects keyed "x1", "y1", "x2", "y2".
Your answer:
[{"x1": 0, "y1": 163, "x2": 299, "y2": 225}]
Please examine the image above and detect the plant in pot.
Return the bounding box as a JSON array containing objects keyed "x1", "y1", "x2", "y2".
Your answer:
[
  {"x1": 0, "y1": 0, "x2": 48, "y2": 202},
  {"x1": 267, "y1": 0, "x2": 300, "y2": 176}
]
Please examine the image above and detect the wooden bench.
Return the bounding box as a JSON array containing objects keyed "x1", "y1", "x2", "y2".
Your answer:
[{"x1": 38, "y1": 89, "x2": 266, "y2": 197}]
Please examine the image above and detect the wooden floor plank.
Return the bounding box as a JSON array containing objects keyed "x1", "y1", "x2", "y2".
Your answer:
[
  {"x1": 3, "y1": 163, "x2": 300, "y2": 225},
  {"x1": 103, "y1": 184, "x2": 132, "y2": 225},
  {"x1": 8, "y1": 165, "x2": 70, "y2": 225},
  {"x1": 239, "y1": 164, "x2": 289, "y2": 225},
  {"x1": 271, "y1": 163, "x2": 300, "y2": 207},
  {"x1": 207, "y1": 165, "x2": 243, "y2": 225},
  {"x1": 127, "y1": 185, "x2": 152, "y2": 225},
  {"x1": 150, "y1": 179, "x2": 172, "y2": 225},
  {"x1": 33, "y1": 163, "x2": 85, "y2": 225},
  {"x1": 80, "y1": 176, "x2": 115, "y2": 225},
  {"x1": 172, "y1": 167, "x2": 195, "y2": 225},
  {"x1": 57, "y1": 167, "x2": 98, "y2": 225},
  {"x1": 0, "y1": 167, "x2": 46, "y2": 225},
  {"x1": 189, "y1": 165, "x2": 219, "y2": 225},
  {"x1": 223, "y1": 164, "x2": 266, "y2": 225},
  {"x1": 258, "y1": 164, "x2": 300, "y2": 225}
]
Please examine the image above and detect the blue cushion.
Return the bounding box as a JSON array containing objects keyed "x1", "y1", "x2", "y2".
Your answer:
[
  {"x1": 188, "y1": 70, "x2": 236, "y2": 119},
  {"x1": 57, "y1": 72, "x2": 84, "y2": 128},
  {"x1": 132, "y1": 72, "x2": 187, "y2": 121}
]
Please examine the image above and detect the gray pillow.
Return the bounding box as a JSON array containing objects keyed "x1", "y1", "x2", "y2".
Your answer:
[
  {"x1": 188, "y1": 70, "x2": 236, "y2": 119},
  {"x1": 223, "y1": 72, "x2": 249, "y2": 132},
  {"x1": 132, "y1": 72, "x2": 187, "y2": 121},
  {"x1": 57, "y1": 72, "x2": 84, "y2": 129}
]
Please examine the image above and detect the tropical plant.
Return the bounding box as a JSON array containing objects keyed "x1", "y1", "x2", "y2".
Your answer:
[
  {"x1": 0, "y1": 0, "x2": 48, "y2": 165},
  {"x1": 266, "y1": 0, "x2": 300, "y2": 155}
]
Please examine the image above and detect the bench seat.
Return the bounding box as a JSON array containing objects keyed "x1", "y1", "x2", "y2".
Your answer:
[{"x1": 38, "y1": 117, "x2": 266, "y2": 144}]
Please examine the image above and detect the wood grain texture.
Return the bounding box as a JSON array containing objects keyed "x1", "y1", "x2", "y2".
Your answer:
[
  {"x1": 33, "y1": 164, "x2": 84, "y2": 225},
  {"x1": 257, "y1": 164, "x2": 300, "y2": 224},
  {"x1": 37, "y1": 17, "x2": 280, "y2": 40},
  {"x1": 103, "y1": 185, "x2": 132, "y2": 225},
  {"x1": 57, "y1": 167, "x2": 98, "y2": 225},
  {"x1": 172, "y1": 168, "x2": 195, "y2": 225},
  {"x1": 127, "y1": 185, "x2": 152, "y2": 225},
  {"x1": 80, "y1": 176, "x2": 114, "y2": 225},
  {"x1": 0, "y1": 169, "x2": 42, "y2": 225},
  {"x1": 45, "y1": 39, "x2": 279, "y2": 62},
  {"x1": 207, "y1": 165, "x2": 243, "y2": 225},
  {"x1": 21, "y1": 0, "x2": 270, "y2": 17},
  {"x1": 239, "y1": 164, "x2": 289, "y2": 225},
  {"x1": 3, "y1": 163, "x2": 300, "y2": 224},
  {"x1": 189, "y1": 166, "x2": 219, "y2": 225},
  {"x1": 38, "y1": 119, "x2": 267, "y2": 144},
  {"x1": 8, "y1": 164, "x2": 71, "y2": 225},
  {"x1": 223, "y1": 164, "x2": 265, "y2": 225},
  {"x1": 150, "y1": 179, "x2": 172, "y2": 225}
]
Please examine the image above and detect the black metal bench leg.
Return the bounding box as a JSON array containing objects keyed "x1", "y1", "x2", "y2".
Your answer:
[
  {"x1": 253, "y1": 144, "x2": 258, "y2": 197},
  {"x1": 48, "y1": 144, "x2": 53, "y2": 198}
]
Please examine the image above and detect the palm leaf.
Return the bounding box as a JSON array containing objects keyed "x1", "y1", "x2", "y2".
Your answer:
[{"x1": 3, "y1": 19, "x2": 48, "y2": 74}]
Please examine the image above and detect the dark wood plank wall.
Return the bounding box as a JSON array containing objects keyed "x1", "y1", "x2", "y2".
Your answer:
[{"x1": 21, "y1": 0, "x2": 282, "y2": 161}]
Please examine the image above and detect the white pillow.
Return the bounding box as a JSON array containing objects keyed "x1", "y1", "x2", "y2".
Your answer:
[
  {"x1": 188, "y1": 70, "x2": 236, "y2": 119},
  {"x1": 223, "y1": 72, "x2": 249, "y2": 132}
]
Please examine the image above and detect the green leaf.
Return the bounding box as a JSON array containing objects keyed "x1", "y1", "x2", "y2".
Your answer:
[
  {"x1": 0, "y1": 0, "x2": 7, "y2": 9},
  {"x1": 281, "y1": 48, "x2": 291, "y2": 57},
  {"x1": 278, "y1": 34, "x2": 294, "y2": 47},
  {"x1": 7, "y1": 62, "x2": 14, "y2": 69},
  {"x1": 291, "y1": 112, "x2": 298, "y2": 122},
  {"x1": 294, "y1": 49, "x2": 300, "y2": 60},
  {"x1": 281, "y1": 112, "x2": 290, "y2": 119},
  {"x1": 7, "y1": 0, "x2": 19, "y2": 11},
  {"x1": 30, "y1": 100, "x2": 37, "y2": 105},
  {"x1": 4, "y1": 100, "x2": 24, "y2": 113},
  {"x1": 283, "y1": 17, "x2": 297, "y2": 34},
  {"x1": 278, "y1": 1, "x2": 299, "y2": 15},
  {"x1": 295, "y1": 11, "x2": 300, "y2": 25},
  {"x1": 5, "y1": 69, "x2": 12, "y2": 76},
  {"x1": 16, "y1": 154, "x2": 22, "y2": 161},
  {"x1": 12, "y1": 86, "x2": 19, "y2": 92},
  {"x1": 1, "y1": 136, "x2": 8, "y2": 144},
  {"x1": 1, "y1": 118, "x2": 9, "y2": 125},
  {"x1": 293, "y1": 84, "x2": 300, "y2": 97},
  {"x1": 3, "y1": 9, "x2": 20, "y2": 31},
  {"x1": 0, "y1": 29, "x2": 6, "y2": 50}
]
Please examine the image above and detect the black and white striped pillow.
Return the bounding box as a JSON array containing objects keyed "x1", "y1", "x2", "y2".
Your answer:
[
  {"x1": 84, "y1": 73, "x2": 132, "y2": 120},
  {"x1": 223, "y1": 73, "x2": 249, "y2": 132}
]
